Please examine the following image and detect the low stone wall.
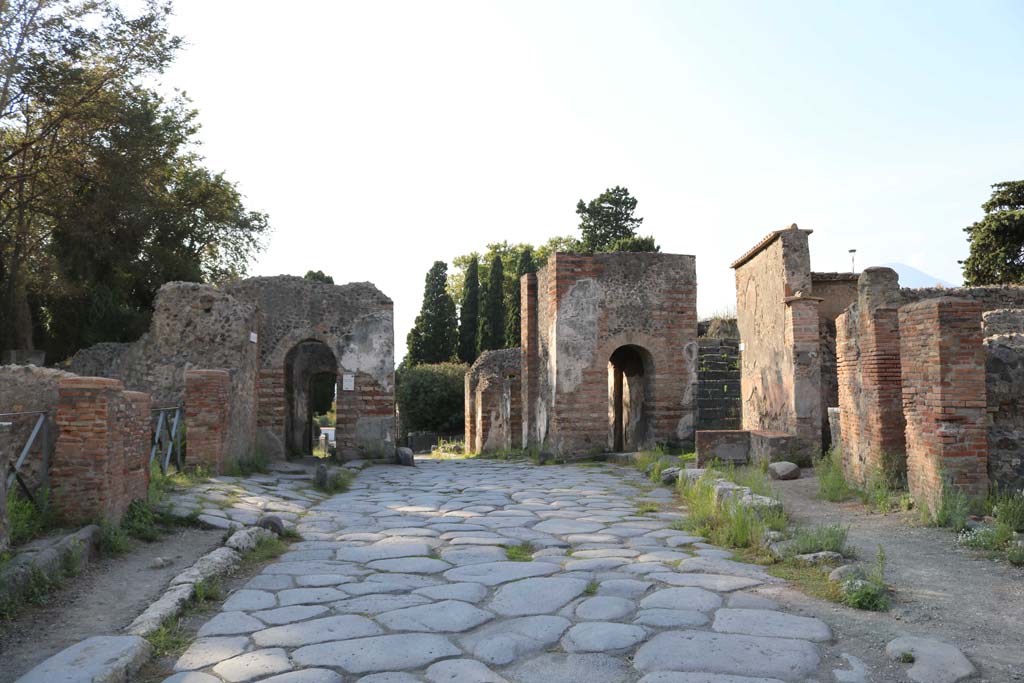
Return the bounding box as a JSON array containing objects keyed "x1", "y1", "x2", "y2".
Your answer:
[
  {"x1": 750, "y1": 430, "x2": 799, "y2": 465},
  {"x1": 696, "y1": 338, "x2": 741, "y2": 430}
]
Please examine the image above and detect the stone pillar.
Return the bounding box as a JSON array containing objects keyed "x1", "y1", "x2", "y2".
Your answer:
[
  {"x1": 835, "y1": 267, "x2": 905, "y2": 485},
  {"x1": 521, "y1": 272, "x2": 539, "y2": 449},
  {"x1": 51, "y1": 377, "x2": 148, "y2": 525},
  {"x1": 1, "y1": 421, "x2": 11, "y2": 553},
  {"x1": 784, "y1": 295, "x2": 823, "y2": 460},
  {"x1": 185, "y1": 369, "x2": 231, "y2": 473},
  {"x1": 899, "y1": 298, "x2": 988, "y2": 513}
]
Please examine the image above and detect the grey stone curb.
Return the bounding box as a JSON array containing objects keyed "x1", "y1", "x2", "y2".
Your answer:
[
  {"x1": 126, "y1": 527, "x2": 275, "y2": 636},
  {"x1": 0, "y1": 524, "x2": 100, "y2": 610}
]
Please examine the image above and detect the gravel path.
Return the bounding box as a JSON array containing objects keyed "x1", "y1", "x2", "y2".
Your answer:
[{"x1": 157, "y1": 460, "x2": 858, "y2": 683}]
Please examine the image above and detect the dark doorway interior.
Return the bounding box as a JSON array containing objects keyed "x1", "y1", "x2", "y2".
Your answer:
[
  {"x1": 609, "y1": 345, "x2": 651, "y2": 452},
  {"x1": 284, "y1": 340, "x2": 337, "y2": 455}
]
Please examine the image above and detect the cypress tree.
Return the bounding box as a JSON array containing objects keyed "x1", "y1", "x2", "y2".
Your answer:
[
  {"x1": 505, "y1": 247, "x2": 535, "y2": 347},
  {"x1": 457, "y1": 256, "x2": 480, "y2": 363},
  {"x1": 406, "y1": 261, "x2": 458, "y2": 364},
  {"x1": 478, "y1": 254, "x2": 506, "y2": 352}
]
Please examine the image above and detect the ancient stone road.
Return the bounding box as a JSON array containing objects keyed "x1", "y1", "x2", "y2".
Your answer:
[{"x1": 163, "y1": 460, "x2": 840, "y2": 683}]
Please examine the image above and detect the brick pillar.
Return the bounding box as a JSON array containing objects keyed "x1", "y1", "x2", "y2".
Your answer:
[
  {"x1": 123, "y1": 391, "x2": 152, "y2": 513},
  {"x1": 784, "y1": 295, "x2": 823, "y2": 459},
  {"x1": 899, "y1": 298, "x2": 988, "y2": 513},
  {"x1": 836, "y1": 268, "x2": 906, "y2": 485},
  {"x1": 521, "y1": 272, "x2": 539, "y2": 448},
  {"x1": 185, "y1": 369, "x2": 231, "y2": 473},
  {"x1": 52, "y1": 377, "x2": 145, "y2": 525}
]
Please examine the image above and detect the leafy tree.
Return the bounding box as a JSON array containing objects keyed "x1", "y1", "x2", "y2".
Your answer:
[
  {"x1": 395, "y1": 362, "x2": 467, "y2": 437},
  {"x1": 534, "y1": 234, "x2": 583, "y2": 263},
  {"x1": 506, "y1": 247, "x2": 535, "y2": 347},
  {"x1": 0, "y1": 0, "x2": 268, "y2": 358},
  {"x1": 406, "y1": 261, "x2": 458, "y2": 365},
  {"x1": 479, "y1": 254, "x2": 505, "y2": 352},
  {"x1": 961, "y1": 181, "x2": 1024, "y2": 285},
  {"x1": 576, "y1": 186, "x2": 644, "y2": 252},
  {"x1": 304, "y1": 270, "x2": 334, "y2": 284},
  {"x1": 457, "y1": 255, "x2": 479, "y2": 364}
]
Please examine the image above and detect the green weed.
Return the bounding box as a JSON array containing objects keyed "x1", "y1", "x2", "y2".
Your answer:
[
  {"x1": 842, "y1": 545, "x2": 889, "y2": 611},
  {"x1": 814, "y1": 449, "x2": 857, "y2": 502},
  {"x1": 991, "y1": 489, "x2": 1024, "y2": 532},
  {"x1": 6, "y1": 489, "x2": 55, "y2": 546},
  {"x1": 98, "y1": 521, "x2": 132, "y2": 556},
  {"x1": 957, "y1": 523, "x2": 1014, "y2": 551},
  {"x1": 193, "y1": 577, "x2": 224, "y2": 603},
  {"x1": 584, "y1": 580, "x2": 599, "y2": 595},
  {"x1": 932, "y1": 482, "x2": 970, "y2": 531},
  {"x1": 504, "y1": 542, "x2": 535, "y2": 562},
  {"x1": 146, "y1": 616, "x2": 192, "y2": 658},
  {"x1": 1006, "y1": 543, "x2": 1024, "y2": 566},
  {"x1": 314, "y1": 469, "x2": 354, "y2": 494},
  {"x1": 785, "y1": 524, "x2": 850, "y2": 557},
  {"x1": 636, "y1": 502, "x2": 660, "y2": 515}
]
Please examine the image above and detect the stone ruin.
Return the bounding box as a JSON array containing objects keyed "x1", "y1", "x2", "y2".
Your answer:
[
  {"x1": 464, "y1": 348, "x2": 522, "y2": 454},
  {"x1": 0, "y1": 275, "x2": 395, "y2": 533}
]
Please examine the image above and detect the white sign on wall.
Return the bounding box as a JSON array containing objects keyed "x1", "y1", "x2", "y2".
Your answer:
[
  {"x1": 342, "y1": 373, "x2": 355, "y2": 391},
  {"x1": 249, "y1": 332, "x2": 258, "y2": 344}
]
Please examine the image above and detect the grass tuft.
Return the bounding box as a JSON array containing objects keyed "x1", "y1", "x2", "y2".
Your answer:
[
  {"x1": 584, "y1": 580, "x2": 599, "y2": 595},
  {"x1": 814, "y1": 449, "x2": 857, "y2": 502},
  {"x1": 314, "y1": 468, "x2": 354, "y2": 494},
  {"x1": 785, "y1": 524, "x2": 850, "y2": 557},
  {"x1": 504, "y1": 542, "x2": 535, "y2": 562}
]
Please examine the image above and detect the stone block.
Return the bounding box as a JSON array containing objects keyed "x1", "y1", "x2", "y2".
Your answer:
[
  {"x1": 696, "y1": 430, "x2": 750, "y2": 467},
  {"x1": 15, "y1": 635, "x2": 151, "y2": 683}
]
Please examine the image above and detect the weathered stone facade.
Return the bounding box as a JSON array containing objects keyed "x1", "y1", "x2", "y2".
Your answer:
[
  {"x1": 464, "y1": 348, "x2": 522, "y2": 455},
  {"x1": 732, "y1": 226, "x2": 823, "y2": 460},
  {"x1": 521, "y1": 252, "x2": 698, "y2": 455},
  {"x1": 69, "y1": 276, "x2": 396, "y2": 463},
  {"x1": 0, "y1": 365, "x2": 75, "y2": 493},
  {"x1": 224, "y1": 276, "x2": 395, "y2": 461}
]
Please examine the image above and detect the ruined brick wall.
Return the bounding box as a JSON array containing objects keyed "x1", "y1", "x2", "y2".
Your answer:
[
  {"x1": 696, "y1": 338, "x2": 741, "y2": 430},
  {"x1": 465, "y1": 349, "x2": 521, "y2": 454},
  {"x1": 225, "y1": 276, "x2": 395, "y2": 460},
  {"x1": 983, "y1": 309, "x2": 1024, "y2": 490},
  {"x1": 812, "y1": 273, "x2": 858, "y2": 449},
  {"x1": 811, "y1": 273, "x2": 859, "y2": 321},
  {"x1": 0, "y1": 365, "x2": 76, "y2": 492},
  {"x1": 899, "y1": 298, "x2": 988, "y2": 513},
  {"x1": 69, "y1": 283, "x2": 259, "y2": 464},
  {"x1": 733, "y1": 226, "x2": 822, "y2": 460},
  {"x1": 835, "y1": 268, "x2": 906, "y2": 485},
  {"x1": 185, "y1": 369, "x2": 231, "y2": 473},
  {"x1": 524, "y1": 252, "x2": 698, "y2": 455},
  {"x1": 900, "y1": 285, "x2": 1024, "y2": 310},
  {"x1": 50, "y1": 377, "x2": 151, "y2": 525}
]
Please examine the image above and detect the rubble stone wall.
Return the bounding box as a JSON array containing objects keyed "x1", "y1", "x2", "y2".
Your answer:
[
  {"x1": 0, "y1": 365, "x2": 75, "y2": 492},
  {"x1": 523, "y1": 252, "x2": 698, "y2": 455},
  {"x1": 984, "y1": 308, "x2": 1024, "y2": 490},
  {"x1": 69, "y1": 283, "x2": 259, "y2": 464}
]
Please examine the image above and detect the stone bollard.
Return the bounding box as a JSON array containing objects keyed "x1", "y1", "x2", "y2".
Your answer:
[{"x1": 1, "y1": 421, "x2": 11, "y2": 553}]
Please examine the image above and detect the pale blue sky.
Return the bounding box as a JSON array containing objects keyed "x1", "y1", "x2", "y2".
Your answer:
[{"x1": 158, "y1": 1, "x2": 1024, "y2": 360}]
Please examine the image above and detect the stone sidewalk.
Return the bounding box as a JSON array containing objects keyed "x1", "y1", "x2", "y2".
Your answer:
[{"x1": 161, "y1": 459, "x2": 846, "y2": 683}]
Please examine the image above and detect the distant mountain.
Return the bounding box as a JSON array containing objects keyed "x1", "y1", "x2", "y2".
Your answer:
[{"x1": 882, "y1": 262, "x2": 958, "y2": 289}]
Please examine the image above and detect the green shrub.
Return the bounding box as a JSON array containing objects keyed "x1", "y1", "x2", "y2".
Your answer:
[
  {"x1": 957, "y1": 523, "x2": 1014, "y2": 551},
  {"x1": 933, "y1": 483, "x2": 970, "y2": 531},
  {"x1": 6, "y1": 489, "x2": 55, "y2": 546},
  {"x1": 991, "y1": 490, "x2": 1024, "y2": 532},
  {"x1": 122, "y1": 500, "x2": 161, "y2": 542},
  {"x1": 396, "y1": 362, "x2": 467, "y2": 437},
  {"x1": 786, "y1": 524, "x2": 850, "y2": 557},
  {"x1": 314, "y1": 468, "x2": 354, "y2": 494},
  {"x1": 98, "y1": 521, "x2": 131, "y2": 556},
  {"x1": 861, "y1": 467, "x2": 899, "y2": 513},
  {"x1": 1006, "y1": 543, "x2": 1024, "y2": 566},
  {"x1": 815, "y1": 449, "x2": 856, "y2": 502},
  {"x1": 842, "y1": 546, "x2": 889, "y2": 611}
]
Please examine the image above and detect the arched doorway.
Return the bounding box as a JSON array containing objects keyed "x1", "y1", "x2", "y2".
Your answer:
[
  {"x1": 608, "y1": 345, "x2": 652, "y2": 452},
  {"x1": 284, "y1": 340, "x2": 338, "y2": 456}
]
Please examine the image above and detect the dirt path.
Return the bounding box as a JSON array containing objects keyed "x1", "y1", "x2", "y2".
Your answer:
[
  {"x1": 767, "y1": 471, "x2": 1024, "y2": 682},
  {"x1": 0, "y1": 526, "x2": 223, "y2": 682}
]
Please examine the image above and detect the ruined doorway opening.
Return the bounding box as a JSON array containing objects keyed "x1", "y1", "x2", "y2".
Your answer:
[
  {"x1": 284, "y1": 340, "x2": 338, "y2": 456},
  {"x1": 609, "y1": 345, "x2": 652, "y2": 452}
]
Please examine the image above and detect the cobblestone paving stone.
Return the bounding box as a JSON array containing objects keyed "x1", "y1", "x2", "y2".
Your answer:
[{"x1": 163, "y1": 460, "x2": 839, "y2": 682}]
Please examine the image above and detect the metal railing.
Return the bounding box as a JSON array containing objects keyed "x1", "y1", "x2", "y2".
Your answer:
[
  {"x1": 150, "y1": 405, "x2": 184, "y2": 474},
  {"x1": 2, "y1": 410, "x2": 49, "y2": 504}
]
